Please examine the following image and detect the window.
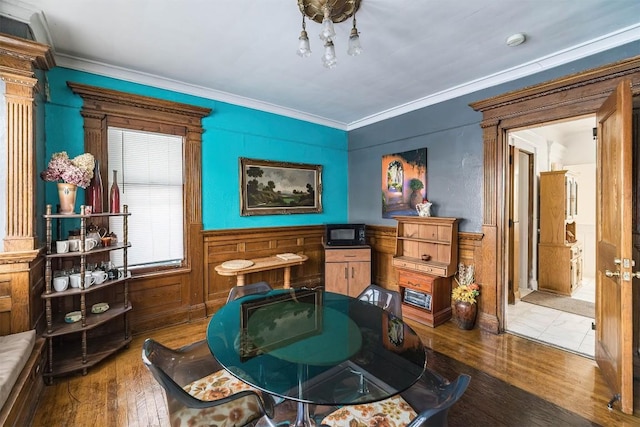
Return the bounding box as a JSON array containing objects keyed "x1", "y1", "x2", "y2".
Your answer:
[
  {"x1": 108, "y1": 128, "x2": 184, "y2": 269},
  {"x1": 69, "y1": 82, "x2": 210, "y2": 276}
]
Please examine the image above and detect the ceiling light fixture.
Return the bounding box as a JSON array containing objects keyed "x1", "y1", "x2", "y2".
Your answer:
[
  {"x1": 297, "y1": 0, "x2": 362, "y2": 68},
  {"x1": 506, "y1": 33, "x2": 526, "y2": 47}
]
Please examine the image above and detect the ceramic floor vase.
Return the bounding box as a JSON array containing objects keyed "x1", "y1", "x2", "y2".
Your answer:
[
  {"x1": 454, "y1": 300, "x2": 477, "y2": 330},
  {"x1": 57, "y1": 182, "x2": 78, "y2": 214}
]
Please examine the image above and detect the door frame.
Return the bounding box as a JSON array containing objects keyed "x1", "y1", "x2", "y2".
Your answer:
[
  {"x1": 508, "y1": 146, "x2": 535, "y2": 304},
  {"x1": 470, "y1": 55, "x2": 640, "y2": 334}
]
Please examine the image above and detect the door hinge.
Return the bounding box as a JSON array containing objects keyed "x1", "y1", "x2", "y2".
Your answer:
[
  {"x1": 508, "y1": 218, "x2": 513, "y2": 227},
  {"x1": 592, "y1": 322, "x2": 596, "y2": 331}
]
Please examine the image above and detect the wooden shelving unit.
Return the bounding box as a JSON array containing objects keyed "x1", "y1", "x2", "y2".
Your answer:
[
  {"x1": 42, "y1": 204, "x2": 132, "y2": 381},
  {"x1": 392, "y1": 216, "x2": 459, "y2": 327}
]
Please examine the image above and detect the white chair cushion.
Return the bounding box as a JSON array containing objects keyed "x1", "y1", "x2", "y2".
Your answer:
[
  {"x1": 0, "y1": 330, "x2": 35, "y2": 412},
  {"x1": 321, "y1": 395, "x2": 417, "y2": 427},
  {"x1": 171, "y1": 369, "x2": 265, "y2": 427}
]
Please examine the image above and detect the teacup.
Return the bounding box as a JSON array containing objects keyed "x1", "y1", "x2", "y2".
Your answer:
[
  {"x1": 68, "y1": 239, "x2": 80, "y2": 252},
  {"x1": 53, "y1": 275, "x2": 69, "y2": 292},
  {"x1": 84, "y1": 238, "x2": 99, "y2": 251},
  {"x1": 91, "y1": 270, "x2": 108, "y2": 285},
  {"x1": 56, "y1": 240, "x2": 69, "y2": 253},
  {"x1": 70, "y1": 272, "x2": 96, "y2": 288}
]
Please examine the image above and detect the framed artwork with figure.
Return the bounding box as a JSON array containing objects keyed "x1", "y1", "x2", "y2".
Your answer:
[{"x1": 381, "y1": 148, "x2": 427, "y2": 218}]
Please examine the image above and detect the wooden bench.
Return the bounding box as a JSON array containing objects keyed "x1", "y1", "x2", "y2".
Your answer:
[{"x1": 0, "y1": 331, "x2": 46, "y2": 426}]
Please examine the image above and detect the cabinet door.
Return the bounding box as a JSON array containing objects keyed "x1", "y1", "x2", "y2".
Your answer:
[
  {"x1": 325, "y1": 261, "x2": 349, "y2": 295},
  {"x1": 348, "y1": 261, "x2": 372, "y2": 297}
]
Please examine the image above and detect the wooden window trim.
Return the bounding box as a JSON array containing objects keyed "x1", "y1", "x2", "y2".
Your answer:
[{"x1": 67, "y1": 82, "x2": 211, "y2": 276}]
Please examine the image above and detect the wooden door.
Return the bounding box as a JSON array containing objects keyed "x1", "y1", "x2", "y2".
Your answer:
[
  {"x1": 349, "y1": 261, "x2": 372, "y2": 297},
  {"x1": 595, "y1": 79, "x2": 634, "y2": 414},
  {"x1": 508, "y1": 146, "x2": 521, "y2": 304},
  {"x1": 325, "y1": 261, "x2": 349, "y2": 295}
]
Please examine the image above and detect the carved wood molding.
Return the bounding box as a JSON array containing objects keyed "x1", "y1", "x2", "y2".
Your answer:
[
  {"x1": 0, "y1": 34, "x2": 55, "y2": 76},
  {"x1": 67, "y1": 82, "x2": 211, "y2": 126},
  {"x1": 0, "y1": 35, "x2": 53, "y2": 253}
]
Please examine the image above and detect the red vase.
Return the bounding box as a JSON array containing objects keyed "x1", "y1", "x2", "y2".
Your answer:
[
  {"x1": 110, "y1": 169, "x2": 120, "y2": 213},
  {"x1": 86, "y1": 160, "x2": 103, "y2": 213},
  {"x1": 454, "y1": 301, "x2": 477, "y2": 330}
]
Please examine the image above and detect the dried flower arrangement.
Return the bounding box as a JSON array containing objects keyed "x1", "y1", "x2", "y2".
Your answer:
[
  {"x1": 452, "y1": 263, "x2": 480, "y2": 304},
  {"x1": 40, "y1": 151, "x2": 95, "y2": 188}
]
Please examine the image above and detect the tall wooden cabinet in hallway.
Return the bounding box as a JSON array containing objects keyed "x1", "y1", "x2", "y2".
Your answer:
[{"x1": 538, "y1": 170, "x2": 583, "y2": 296}]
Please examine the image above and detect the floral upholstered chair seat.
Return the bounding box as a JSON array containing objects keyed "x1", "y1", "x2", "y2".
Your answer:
[
  {"x1": 171, "y1": 369, "x2": 265, "y2": 427},
  {"x1": 321, "y1": 395, "x2": 417, "y2": 427}
]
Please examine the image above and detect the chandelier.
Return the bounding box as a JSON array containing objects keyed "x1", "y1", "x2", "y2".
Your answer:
[{"x1": 296, "y1": 0, "x2": 363, "y2": 69}]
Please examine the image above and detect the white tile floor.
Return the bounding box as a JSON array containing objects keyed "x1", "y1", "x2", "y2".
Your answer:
[{"x1": 506, "y1": 277, "x2": 595, "y2": 358}]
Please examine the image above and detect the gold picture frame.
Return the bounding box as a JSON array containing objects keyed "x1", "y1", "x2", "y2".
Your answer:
[{"x1": 240, "y1": 158, "x2": 323, "y2": 216}]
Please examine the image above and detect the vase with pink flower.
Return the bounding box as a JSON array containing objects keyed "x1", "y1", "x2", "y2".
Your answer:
[{"x1": 40, "y1": 151, "x2": 95, "y2": 214}]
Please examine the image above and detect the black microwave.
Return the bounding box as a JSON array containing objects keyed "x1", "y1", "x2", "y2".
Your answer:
[{"x1": 325, "y1": 223, "x2": 366, "y2": 246}]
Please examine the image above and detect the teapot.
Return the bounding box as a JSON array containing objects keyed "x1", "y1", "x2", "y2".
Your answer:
[{"x1": 86, "y1": 224, "x2": 108, "y2": 242}]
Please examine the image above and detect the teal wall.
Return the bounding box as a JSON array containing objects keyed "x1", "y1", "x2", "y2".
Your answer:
[{"x1": 44, "y1": 67, "x2": 348, "y2": 230}]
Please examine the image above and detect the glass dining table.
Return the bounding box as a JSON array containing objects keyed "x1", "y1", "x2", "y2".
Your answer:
[{"x1": 207, "y1": 288, "x2": 426, "y2": 427}]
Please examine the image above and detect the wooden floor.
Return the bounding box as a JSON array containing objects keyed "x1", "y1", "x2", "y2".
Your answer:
[{"x1": 32, "y1": 317, "x2": 640, "y2": 426}]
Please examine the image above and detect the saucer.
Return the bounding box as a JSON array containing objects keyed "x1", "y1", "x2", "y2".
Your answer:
[
  {"x1": 91, "y1": 302, "x2": 110, "y2": 314},
  {"x1": 64, "y1": 311, "x2": 82, "y2": 323}
]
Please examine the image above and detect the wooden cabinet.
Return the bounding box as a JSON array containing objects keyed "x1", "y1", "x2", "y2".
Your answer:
[
  {"x1": 42, "y1": 205, "x2": 132, "y2": 381},
  {"x1": 324, "y1": 246, "x2": 371, "y2": 297},
  {"x1": 392, "y1": 216, "x2": 459, "y2": 327},
  {"x1": 539, "y1": 242, "x2": 583, "y2": 296},
  {"x1": 397, "y1": 269, "x2": 452, "y2": 327},
  {"x1": 538, "y1": 171, "x2": 583, "y2": 295}
]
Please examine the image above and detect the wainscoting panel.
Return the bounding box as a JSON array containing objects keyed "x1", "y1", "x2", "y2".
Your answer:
[{"x1": 203, "y1": 225, "x2": 325, "y2": 314}]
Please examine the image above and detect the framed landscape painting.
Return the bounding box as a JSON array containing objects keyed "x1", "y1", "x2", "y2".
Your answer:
[{"x1": 240, "y1": 158, "x2": 323, "y2": 216}]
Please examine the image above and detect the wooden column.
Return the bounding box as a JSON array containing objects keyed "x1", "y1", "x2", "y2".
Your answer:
[
  {"x1": 0, "y1": 34, "x2": 53, "y2": 333},
  {"x1": 0, "y1": 34, "x2": 54, "y2": 252}
]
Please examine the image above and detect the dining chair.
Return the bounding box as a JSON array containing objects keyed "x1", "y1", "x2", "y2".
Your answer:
[
  {"x1": 226, "y1": 281, "x2": 273, "y2": 303},
  {"x1": 320, "y1": 369, "x2": 470, "y2": 427},
  {"x1": 357, "y1": 284, "x2": 403, "y2": 318},
  {"x1": 142, "y1": 337, "x2": 276, "y2": 427}
]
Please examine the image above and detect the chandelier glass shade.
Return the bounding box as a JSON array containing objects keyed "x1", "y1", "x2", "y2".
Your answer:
[{"x1": 296, "y1": 0, "x2": 362, "y2": 67}]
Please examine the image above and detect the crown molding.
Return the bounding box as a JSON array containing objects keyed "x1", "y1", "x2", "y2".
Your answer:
[
  {"x1": 347, "y1": 24, "x2": 640, "y2": 130},
  {"x1": 5, "y1": 0, "x2": 640, "y2": 132},
  {"x1": 54, "y1": 53, "x2": 349, "y2": 131}
]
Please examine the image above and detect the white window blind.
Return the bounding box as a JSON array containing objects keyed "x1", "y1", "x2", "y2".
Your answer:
[{"x1": 108, "y1": 128, "x2": 184, "y2": 269}]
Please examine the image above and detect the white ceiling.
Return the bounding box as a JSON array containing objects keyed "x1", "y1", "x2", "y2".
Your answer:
[{"x1": 3, "y1": 0, "x2": 640, "y2": 130}]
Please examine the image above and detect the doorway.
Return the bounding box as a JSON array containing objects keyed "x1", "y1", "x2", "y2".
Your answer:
[{"x1": 505, "y1": 116, "x2": 597, "y2": 358}]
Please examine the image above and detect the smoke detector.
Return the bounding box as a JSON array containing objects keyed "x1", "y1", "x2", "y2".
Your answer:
[{"x1": 506, "y1": 33, "x2": 526, "y2": 47}]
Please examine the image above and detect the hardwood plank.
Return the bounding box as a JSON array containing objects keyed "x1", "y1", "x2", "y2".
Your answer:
[{"x1": 31, "y1": 317, "x2": 640, "y2": 426}]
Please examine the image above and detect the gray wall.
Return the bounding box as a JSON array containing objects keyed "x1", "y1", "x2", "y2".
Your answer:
[{"x1": 348, "y1": 41, "x2": 640, "y2": 232}]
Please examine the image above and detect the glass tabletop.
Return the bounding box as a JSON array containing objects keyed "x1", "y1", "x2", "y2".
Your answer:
[{"x1": 207, "y1": 288, "x2": 426, "y2": 406}]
